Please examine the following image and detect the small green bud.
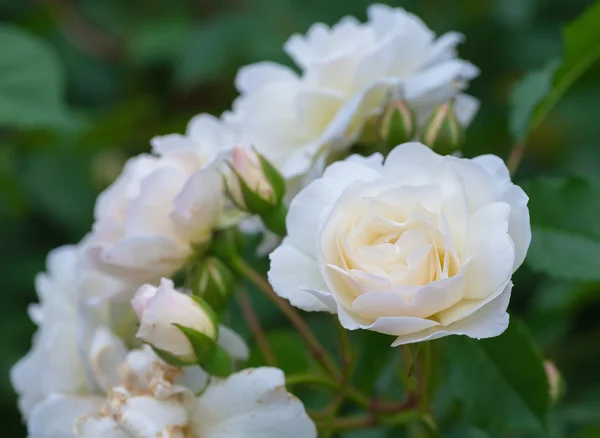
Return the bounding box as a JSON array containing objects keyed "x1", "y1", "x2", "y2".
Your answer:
[
  {"x1": 420, "y1": 100, "x2": 463, "y2": 155},
  {"x1": 192, "y1": 257, "x2": 236, "y2": 311},
  {"x1": 379, "y1": 99, "x2": 416, "y2": 148}
]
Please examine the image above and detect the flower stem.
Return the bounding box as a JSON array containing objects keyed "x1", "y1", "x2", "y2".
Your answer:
[
  {"x1": 231, "y1": 257, "x2": 339, "y2": 378},
  {"x1": 236, "y1": 288, "x2": 277, "y2": 367},
  {"x1": 507, "y1": 141, "x2": 526, "y2": 175},
  {"x1": 417, "y1": 342, "x2": 432, "y2": 414}
]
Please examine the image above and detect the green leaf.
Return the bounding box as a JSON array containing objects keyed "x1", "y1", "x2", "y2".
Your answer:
[
  {"x1": 508, "y1": 1, "x2": 600, "y2": 141},
  {"x1": 525, "y1": 176, "x2": 600, "y2": 280},
  {"x1": 0, "y1": 25, "x2": 69, "y2": 128},
  {"x1": 442, "y1": 319, "x2": 549, "y2": 436},
  {"x1": 509, "y1": 60, "x2": 559, "y2": 142}
]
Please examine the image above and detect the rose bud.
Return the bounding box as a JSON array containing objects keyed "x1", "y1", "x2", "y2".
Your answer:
[
  {"x1": 192, "y1": 256, "x2": 236, "y2": 312},
  {"x1": 225, "y1": 145, "x2": 285, "y2": 214},
  {"x1": 544, "y1": 360, "x2": 565, "y2": 403},
  {"x1": 379, "y1": 99, "x2": 416, "y2": 149},
  {"x1": 132, "y1": 278, "x2": 218, "y2": 365},
  {"x1": 420, "y1": 99, "x2": 463, "y2": 155}
]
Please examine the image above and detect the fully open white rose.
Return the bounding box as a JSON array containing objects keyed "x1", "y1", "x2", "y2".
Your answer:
[
  {"x1": 226, "y1": 4, "x2": 478, "y2": 180},
  {"x1": 268, "y1": 143, "x2": 531, "y2": 345},
  {"x1": 87, "y1": 114, "x2": 233, "y2": 284}
]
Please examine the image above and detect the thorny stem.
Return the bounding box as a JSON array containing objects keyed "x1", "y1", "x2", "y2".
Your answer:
[
  {"x1": 232, "y1": 258, "x2": 340, "y2": 378},
  {"x1": 236, "y1": 288, "x2": 277, "y2": 367}
]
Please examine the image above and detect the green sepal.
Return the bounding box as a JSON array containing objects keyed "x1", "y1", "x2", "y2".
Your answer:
[
  {"x1": 255, "y1": 150, "x2": 285, "y2": 204},
  {"x1": 149, "y1": 344, "x2": 193, "y2": 367},
  {"x1": 259, "y1": 202, "x2": 288, "y2": 237},
  {"x1": 381, "y1": 102, "x2": 416, "y2": 149},
  {"x1": 192, "y1": 257, "x2": 236, "y2": 311},
  {"x1": 420, "y1": 101, "x2": 463, "y2": 155},
  {"x1": 210, "y1": 228, "x2": 241, "y2": 262},
  {"x1": 231, "y1": 165, "x2": 275, "y2": 214},
  {"x1": 174, "y1": 322, "x2": 218, "y2": 364},
  {"x1": 203, "y1": 344, "x2": 234, "y2": 377}
]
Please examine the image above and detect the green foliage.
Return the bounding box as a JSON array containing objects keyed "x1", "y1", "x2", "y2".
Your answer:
[
  {"x1": 247, "y1": 329, "x2": 310, "y2": 374},
  {"x1": 0, "y1": 25, "x2": 70, "y2": 128},
  {"x1": 509, "y1": 60, "x2": 559, "y2": 142},
  {"x1": 509, "y1": 0, "x2": 600, "y2": 141},
  {"x1": 525, "y1": 176, "x2": 600, "y2": 280},
  {"x1": 441, "y1": 320, "x2": 549, "y2": 437}
]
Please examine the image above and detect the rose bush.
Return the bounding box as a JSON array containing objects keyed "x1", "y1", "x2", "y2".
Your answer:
[{"x1": 269, "y1": 142, "x2": 531, "y2": 345}]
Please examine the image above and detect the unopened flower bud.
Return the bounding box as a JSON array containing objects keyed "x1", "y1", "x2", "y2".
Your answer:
[
  {"x1": 379, "y1": 99, "x2": 416, "y2": 149},
  {"x1": 132, "y1": 278, "x2": 218, "y2": 365},
  {"x1": 225, "y1": 145, "x2": 285, "y2": 215},
  {"x1": 193, "y1": 257, "x2": 236, "y2": 311},
  {"x1": 544, "y1": 360, "x2": 564, "y2": 403},
  {"x1": 421, "y1": 100, "x2": 463, "y2": 155}
]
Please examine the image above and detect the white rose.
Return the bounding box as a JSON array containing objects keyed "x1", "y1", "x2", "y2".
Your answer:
[
  {"x1": 268, "y1": 143, "x2": 531, "y2": 345},
  {"x1": 86, "y1": 114, "x2": 233, "y2": 284},
  {"x1": 10, "y1": 245, "x2": 132, "y2": 418},
  {"x1": 226, "y1": 4, "x2": 478, "y2": 180},
  {"x1": 132, "y1": 278, "x2": 218, "y2": 362},
  {"x1": 29, "y1": 347, "x2": 315, "y2": 438}
]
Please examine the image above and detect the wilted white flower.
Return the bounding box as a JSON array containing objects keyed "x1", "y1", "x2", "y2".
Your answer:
[
  {"x1": 132, "y1": 278, "x2": 218, "y2": 363},
  {"x1": 27, "y1": 344, "x2": 314, "y2": 438},
  {"x1": 86, "y1": 114, "x2": 234, "y2": 284},
  {"x1": 10, "y1": 245, "x2": 132, "y2": 418},
  {"x1": 269, "y1": 143, "x2": 531, "y2": 345},
  {"x1": 227, "y1": 4, "x2": 478, "y2": 181}
]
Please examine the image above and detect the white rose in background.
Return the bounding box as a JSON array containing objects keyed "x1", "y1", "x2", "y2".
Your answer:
[
  {"x1": 226, "y1": 3, "x2": 478, "y2": 180},
  {"x1": 132, "y1": 278, "x2": 218, "y2": 363},
  {"x1": 269, "y1": 143, "x2": 531, "y2": 345},
  {"x1": 10, "y1": 245, "x2": 133, "y2": 418},
  {"x1": 87, "y1": 114, "x2": 234, "y2": 284}
]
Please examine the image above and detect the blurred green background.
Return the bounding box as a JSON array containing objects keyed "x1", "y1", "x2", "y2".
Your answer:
[{"x1": 1, "y1": 0, "x2": 600, "y2": 436}]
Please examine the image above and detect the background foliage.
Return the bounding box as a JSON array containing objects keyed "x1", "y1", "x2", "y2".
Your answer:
[{"x1": 1, "y1": 0, "x2": 600, "y2": 436}]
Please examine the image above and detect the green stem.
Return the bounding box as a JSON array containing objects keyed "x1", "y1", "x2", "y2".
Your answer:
[
  {"x1": 286, "y1": 373, "x2": 338, "y2": 390},
  {"x1": 236, "y1": 288, "x2": 277, "y2": 367},
  {"x1": 418, "y1": 342, "x2": 432, "y2": 414},
  {"x1": 260, "y1": 203, "x2": 287, "y2": 236},
  {"x1": 231, "y1": 257, "x2": 339, "y2": 378}
]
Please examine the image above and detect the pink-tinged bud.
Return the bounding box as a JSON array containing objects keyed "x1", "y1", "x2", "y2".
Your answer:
[
  {"x1": 420, "y1": 100, "x2": 463, "y2": 155},
  {"x1": 544, "y1": 360, "x2": 564, "y2": 403},
  {"x1": 225, "y1": 145, "x2": 285, "y2": 214},
  {"x1": 132, "y1": 278, "x2": 218, "y2": 364}
]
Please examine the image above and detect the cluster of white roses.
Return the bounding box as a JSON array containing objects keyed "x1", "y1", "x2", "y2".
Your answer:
[{"x1": 11, "y1": 4, "x2": 531, "y2": 437}]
